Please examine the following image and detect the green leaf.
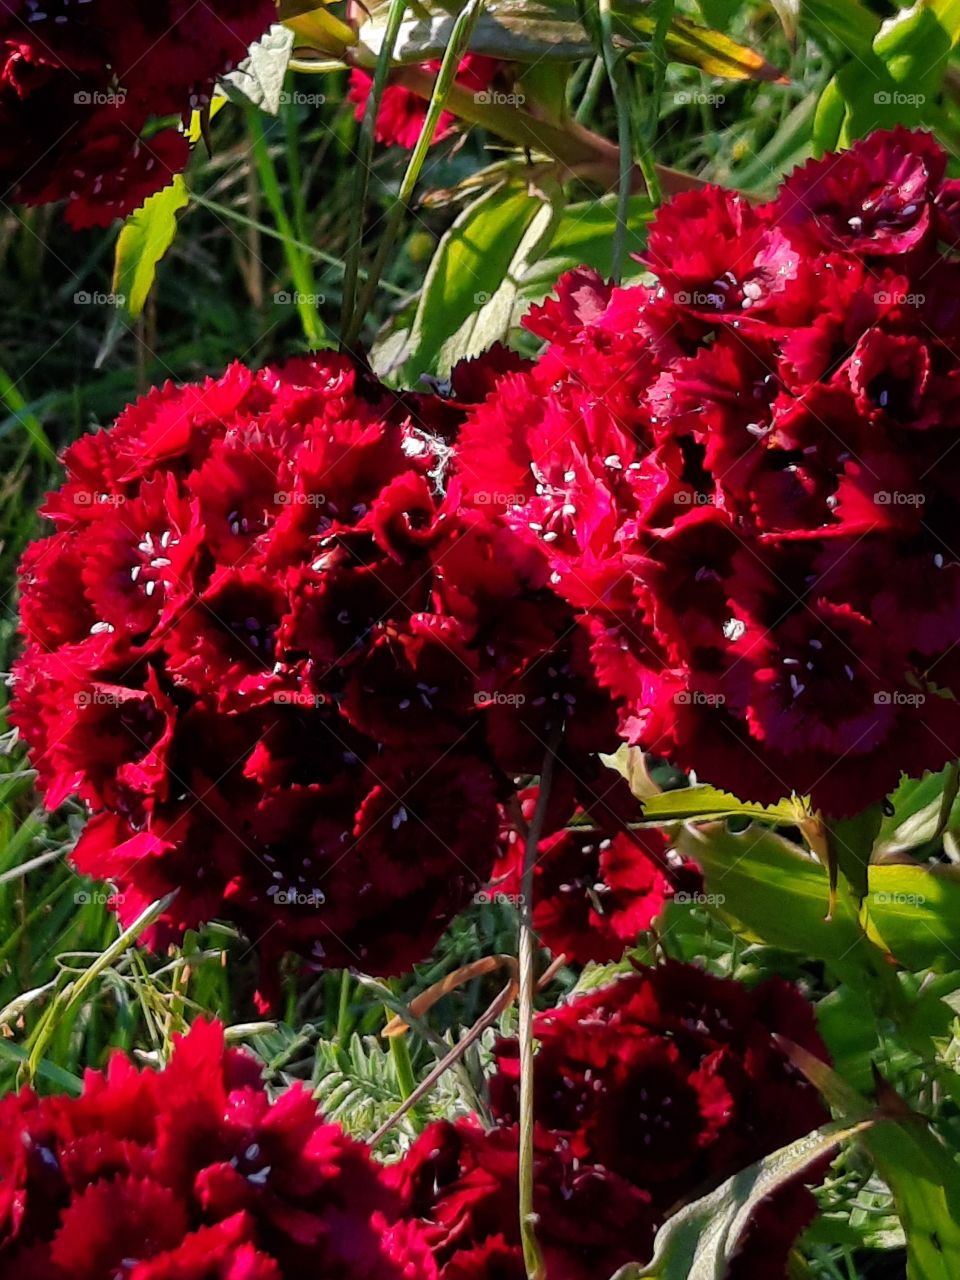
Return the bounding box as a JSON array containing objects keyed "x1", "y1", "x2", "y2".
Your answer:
[
  {"x1": 826, "y1": 804, "x2": 883, "y2": 901},
  {"x1": 811, "y1": 74, "x2": 846, "y2": 153},
  {"x1": 611, "y1": 1120, "x2": 865, "y2": 1279},
  {"x1": 677, "y1": 823, "x2": 881, "y2": 986},
  {"x1": 112, "y1": 176, "x2": 189, "y2": 319},
  {"x1": 517, "y1": 61, "x2": 570, "y2": 123},
  {"x1": 603, "y1": 740, "x2": 805, "y2": 824},
  {"x1": 516, "y1": 193, "x2": 652, "y2": 301},
  {"x1": 876, "y1": 765, "x2": 960, "y2": 858},
  {"x1": 864, "y1": 864, "x2": 960, "y2": 970},
  {"x1": 784, "y1": 1043, "x2": 960, "y2": 1280},
  {"x1": 222, "y1": 23, "x2": 295, "y2": 113},
  {"x1": 357, "y1": 0, "x2": 784, "y2": 80},
  {"x1": 801, "y1": 0, "x2": 880, "y2": 57},
  {"x1": 401, "y1": 183, "x2": 556, "y2": 380},
  {"x1": 813, "y1": 0, "x2": 960, "y2": 146},
  {"x1": 634, "y1": 786, "x2": 801, "y2": 826}
]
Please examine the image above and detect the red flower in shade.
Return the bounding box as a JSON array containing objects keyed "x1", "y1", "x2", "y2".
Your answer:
[
  {"x1": 392, "y1": 1116, "x2": 657, "y2": 1280},
  {"x1": 485, "y1": 963, "x2": 829, "y2": 1277},
  {"x1": 348, "y1": 55, "x2": 500, "y2": 148},
  {"x1": 493, "y1": 787, "x2": 700, "y2": 965},
  {"x1": 457, "y1": 130, "x2": 960, "y2": 815},
  {"x1": 0, "y1": 1019, "x2": 435, "y2": 1279},
  {"x1": 13, "y1": 351, "x2": 624, "y2": 995},
  {"x1": 0, "y1": 0, "x2": 274, "y2": 225},
  {"x1": 489, "y1": 964, "x2": 829, "y2": 1208},
  {"x1": 387, "y1": 962, "x2": 827, "y2": 1279}
]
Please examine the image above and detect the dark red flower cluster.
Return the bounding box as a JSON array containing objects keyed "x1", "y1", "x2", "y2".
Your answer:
[
  {"x1": 456, "y1": 128, "x2": 960, "y2": 816},
  {"x1": 12, "y1": 352, "x2": 632, "y2": 988},
  {"x1": 397, "y1": 963, "x2": 828, "y2": 1278},
  {"x1": 0, "y1": 1019, "x2": 435, "y2": 1279},
  {"x1": 0, "y1": 0, "x2": 274, "y2": 226},
  {"x1": 348, "y1": 55, "x2": 499, "y2": 149}
]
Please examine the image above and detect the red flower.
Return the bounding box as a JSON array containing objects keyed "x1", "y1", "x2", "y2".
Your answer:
[
  {"x1": 459, "y1": 130, "x2": 960, "y2": 814},
  {"x1": 493, "y1": 788, "x2": 698, "y2": 965},
  {"x1": 0, "y1": 1, "x2": 274, "y2": 225},
  {"x1": 393, "y1": 1117, "x2": 656, "y2": 1280},
  {"x1": 776, "y1": 126, "x2": 947, "y2": 256},
  {"x1": 348, "y1": 56, "x2": 500, "y2": 148},
  {"x1": 0, "y1": 1020, "x2": 434, "y2": 1279},
  {"x1": 15, "y1": 351, "x2": 622, "y2": 993},
  {"x1": 489, "y1": 963, "x2": 829, "y2": 1237}
]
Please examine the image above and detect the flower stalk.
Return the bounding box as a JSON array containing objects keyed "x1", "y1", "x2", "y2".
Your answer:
[{"x1": 517, "y1": 732, "x2": 561, "y2": 1280}]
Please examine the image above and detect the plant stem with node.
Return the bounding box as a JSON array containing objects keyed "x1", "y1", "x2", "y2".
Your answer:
[{"x1": 517, "y1": 730, "x2": 561, "y2": 1280}]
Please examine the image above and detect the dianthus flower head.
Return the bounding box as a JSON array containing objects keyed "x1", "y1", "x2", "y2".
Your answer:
[
  {"x1": 457, "y1": 129, "x2": 960, "y2": 815},
  {"x1": 0, "y1": 0, "x2": 274, "y2": 226},
  {"x1": 488, "y1": 962, "x2": 829, "y2": 1274},
  {"x1": 493, "y1": 785, "x2": 701, "y2": 965},
  {"x1": 392, "y1": 1115, "x2": 656, "y2": 1279},
  {"x1": 0, "y1": 1018, "x2": 435, "y2": 1278},
  {"x1": 12, "y1": 352, "x2": 619, "y2": 997}
]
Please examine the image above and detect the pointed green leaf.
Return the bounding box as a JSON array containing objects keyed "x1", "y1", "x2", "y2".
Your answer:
[
  {"x1": 611, "y1": 1120, "x2": 865, "y2": 1279},
  {"x1": 864, "y1": 864, "x2": 960, "y2": 970},
  {"x1": 784, "y1": 1043, "x2": 960, "y2": 1280},
  {"x1": 357, "y1": 0, "x2": 784, "y2": 81},
  {"x1": 111, "y1": 176, "x2": 189, "y2": 319},
  {"x1": 677, "y1": 823, "x2": 881, "y2": 985},
  {"x1": 400, "y1": 183, "x2": 554, "y2": 380}
]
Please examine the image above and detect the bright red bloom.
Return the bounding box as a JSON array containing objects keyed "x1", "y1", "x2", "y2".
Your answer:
[
  {"x1": 348, "y1": 56, "x2": 500, "y2": 148},
  {"x1": 13, "y1": 352, "x2": 621, "y2": 993},
  {"x1": 457, "y1": 130, "x2": 960, "y2": 815},
  {"x1": 0, "y1": 1019, "x2": 435, "y2": 1279},
  {"x1": 776, "y1": 126, "x2": 947, "y2": 256},
  {"x1": 0, "y1": 1, "x2": 273, "y2": 225}
]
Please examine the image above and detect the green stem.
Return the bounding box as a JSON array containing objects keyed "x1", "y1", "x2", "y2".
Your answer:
[
  {"x1": 0, "y1": 365, "x2": 57, "y2": 464},
  {"x1": 641, "y1": 0, "x2": 674, "y2": 207},
  {"x1": 344, "y1": 0, "x2": 486, "y2": 350},
  {"x1": 339, "y1": 0, "x2": 409, "y2": 343},
  {"x1": 364, "y1": 67, "x2": 703, "y2": 198},
  {"x1": 282, "y1": 96, "x2": 310, "y2": 245},
  {"x1": 517, "y1": 735, "x2": 560, "y2": 1280},
  {"x1": 596, "y1": 0, "x2": 633, "y2": 280},
  {"x1": 388, "y1": 1018, "x2": 418, "y2": 1100},
  {"x1": 574, "y1": 55, "x2": 606, "y2": 124},
  {"x1": 336, "y1": 968, "x2": 354, "y2": 1043},
  {"x1": 247, "y1": 108, "x2": 327, "y2": 349}
]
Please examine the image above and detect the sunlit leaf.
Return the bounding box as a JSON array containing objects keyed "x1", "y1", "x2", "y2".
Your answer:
[
  {"x1": 677, "y1": 823, "x2": 881, "y2": 986},
  {"x1": 357, "y1": 0, "x2": 784, "y2": 81},
  {"x1": 784, "y1": 1042, "x2": 960, "y2": 1280},
  {"x1": 112, "y1": 175, "x2": 189, "y2": 319},
  {"x1": 400, "y1": 183, "x2": 556, "y2": 379},
  {"x1": 864, "y1": 864, "x2": 960, "y2": 970}
]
